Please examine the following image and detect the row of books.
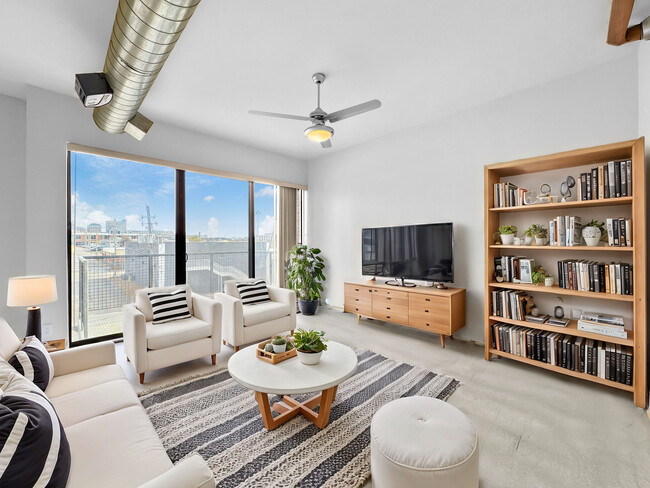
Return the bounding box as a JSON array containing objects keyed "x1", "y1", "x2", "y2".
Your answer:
[
  {"x1": 490, "y1": 289, "x2": 533, "y2": 321},
  {"x1": 491, "y1": 322, "x2": 633, "y2": 385},
  {"x1": 548, "y1": 216, "x2": 582, "y2": 246},
  {"x1": 494, "y1": 256, "x2": 536, "y2": 284},
  {"x1": 578, "y1": 160, "x2": 632, "y2": 201},
  {"x1": 577, "y1": 311, "x2": 627, "y2": 339},
  {"x1": 493, "y1": 182, "x2": 527, "y2": 208},
  {"x1": 557, "y1": 260, "x2": 633, "y2": 295},
  {"x1": 605, "y1": 218, "x2": 632, "y2": 247}
]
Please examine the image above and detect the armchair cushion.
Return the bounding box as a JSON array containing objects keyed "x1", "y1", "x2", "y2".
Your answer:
[
  {"x1": 136, "y1": 285, "x2": 193, "y2": 322},
  {"x1": 148, "y1": 288, "x2": 192, "y2": 324},
  {"x1": 235, "y1": 280, "x2": 271, "y2": 305},
  {"x1": 146, "y1": 317, "x2": 212, "y2": 350},
  {"x1": 243, "y1": 302, "x2": 291, "y2": 327}
]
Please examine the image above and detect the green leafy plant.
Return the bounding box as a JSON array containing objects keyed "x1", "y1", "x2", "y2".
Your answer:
[
  {"x1": 532, "y1": 265, "x2": 547, "y2": 285},
  {"x1": 522, "y1": 226, "x2": 535, "y2": 238},
  {"x1": 271, "y1": 336, "x2": 287, "y2": 346},
  {"x1": 530, "y1": 224, "x2": 547, "y2": 239},
  {"x1": 286, "y1": 245, "x2": 326, "y2": 301},
  {"x1": 584, "y1": 220, "x2": 607, "y2": 241},
  {"x1": 293, "y1": 329, "x2": 328, "y2": 353},
  {"x1": 498, "y1": 225, "x2": 518, "y2": 235}
]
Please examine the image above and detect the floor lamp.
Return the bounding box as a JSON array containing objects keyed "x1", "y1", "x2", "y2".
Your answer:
[{"x1": 6, "y1": 275, "x2": 58, "y2": 340}]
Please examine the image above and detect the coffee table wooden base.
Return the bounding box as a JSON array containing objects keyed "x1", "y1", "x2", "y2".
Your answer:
[{"x1": 254, "y1": 386, "x2": 338, "y2": 430}]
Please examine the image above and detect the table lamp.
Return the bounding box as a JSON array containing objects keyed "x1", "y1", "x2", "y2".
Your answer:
[{"x1": 7, "y1": 275, "x2": 58, "y2": 340}]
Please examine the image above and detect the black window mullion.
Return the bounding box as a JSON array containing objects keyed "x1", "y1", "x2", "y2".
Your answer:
[
  {"x1": 248, "y1": 181, "x2": 255, "y2": 278},
  {"x1": 175, "y1": 169, "x2": 187, "y2": 284}
]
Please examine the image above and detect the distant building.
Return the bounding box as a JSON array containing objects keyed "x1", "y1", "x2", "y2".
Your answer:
[
  {"x1": 87, "y1": 223, "x2": 101, "y2": 232},
  {"x1": 106, "y1": 218, "x2": 127, "y2": 234}
]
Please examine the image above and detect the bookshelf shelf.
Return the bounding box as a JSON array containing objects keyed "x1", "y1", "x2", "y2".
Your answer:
[
  {"x1": 489, "y1": 244, "x2": 633, "y2": 252},
  {"x1": 484, "y1": 138, "x2": 646, "y2": 408},
  {"x1": 489, "y1": 196, "x2": 632, "y2": 212},
  {"x1": 488, "y1": 282, "x2": 635, "y2": 302},
  {"x1": 488, "y1": 349, "x2": 634, "y2": 392},
  {"x1": 487, "y1": 316, "x2": 634, "y2": 347}
]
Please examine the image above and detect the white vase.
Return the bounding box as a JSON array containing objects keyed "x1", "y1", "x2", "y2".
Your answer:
[
  {"x1": 272, "y1": 343, "x2": 287, "y2": 353},
  {"x1": 582, "y1": 227, "x2": 601, "y2": 247},
  {"x1": 500, "y1": 234, "x2": 515, "y2": 245},
  {"x1": 523, "y1": 236, "x2": 533, "y2": 246},
  {"x1": 297, "y1": 350, "x2": 323, "y2": 365},
  {"x1": 534, "y1": 236, "x2": 548, "y2": 246}
]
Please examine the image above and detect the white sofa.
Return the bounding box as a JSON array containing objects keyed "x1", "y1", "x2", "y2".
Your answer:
[
  {"x1": 0, "y1": 318, "x2": 215, "y2": 488},
  {"x1": 213, "y1": 280, "x2": 296, "y2": 351},
  {"x1": 123, "y1": 284, "x2": 222, "y2": 383}
]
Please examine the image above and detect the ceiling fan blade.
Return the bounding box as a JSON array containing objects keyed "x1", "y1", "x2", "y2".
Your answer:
[
  {"x1": 326, "y1": 100, "x2": 382, "y2": 123},
  {"x1": 607, "y1": 0, "x2": 641, "y2": 45},
  {"x1": 321, "y1": 139, "x2": 332, "y2": 149},
  {"x1": 248, "y1": 110, "x2": 312, "y2": 122}
]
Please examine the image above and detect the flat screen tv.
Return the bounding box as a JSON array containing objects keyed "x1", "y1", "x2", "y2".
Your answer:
[{"x1": 361, "y1": 223, "x2": 454, "y2": 284}]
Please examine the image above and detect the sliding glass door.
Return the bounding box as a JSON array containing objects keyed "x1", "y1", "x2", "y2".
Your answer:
[{"x1": 254, "y1": 183, "x2": 278, "y2": 286}]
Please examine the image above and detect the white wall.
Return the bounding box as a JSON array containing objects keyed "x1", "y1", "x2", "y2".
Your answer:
[
  {"x1": 0, "y1": 95, "x2": 27, "y2": 332},
  {"x1": 307, "y1": 55, "x2": 639, "y2": 343},
  {"x1": 8, "y1": 85, "x2": 307, "y2": 340}
]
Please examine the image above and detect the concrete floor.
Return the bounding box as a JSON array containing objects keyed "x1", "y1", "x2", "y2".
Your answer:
[{"x1": 118, "y1": 307, "x2": 650, "y2": 488}]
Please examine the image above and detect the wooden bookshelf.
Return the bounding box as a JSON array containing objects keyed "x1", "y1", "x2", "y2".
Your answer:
[{"x1": 484, "y1": 138, "x2": 647, "y2": 408}]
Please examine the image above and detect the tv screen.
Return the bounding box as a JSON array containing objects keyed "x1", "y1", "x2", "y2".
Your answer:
[{"x1": 361, "y1": 223, "x2": 454, "y2": 282}]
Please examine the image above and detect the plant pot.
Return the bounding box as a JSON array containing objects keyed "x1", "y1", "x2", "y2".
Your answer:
[
  {"x1": 582, "y1": 227, "x2": 601, "y2": 247},
  {"x1": 523, "y1": 236, "x2": 533, "y2": 246},
  {"x1": 513, "y1": 237, "x2": 522, "y2": 245},
  {"x1": 534, "y1": 236, "x2": 548, "y2": 246},
  {"x1": 272, "y1": 343, "x2": 286, "y2": 353},
  {"x1": 296, "y1": 349, "x2": 323, "y2": 365},
  {"x1": 500, "y1": 234, "x2": 515, "y2": 245},
  {"x1": 298, "y1": 299, "x2": 319, "y2": 316}
]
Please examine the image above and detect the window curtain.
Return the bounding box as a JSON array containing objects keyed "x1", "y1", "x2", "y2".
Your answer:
[{"x1": 277, "y1": 186, "x2": 298, "y2": 287}]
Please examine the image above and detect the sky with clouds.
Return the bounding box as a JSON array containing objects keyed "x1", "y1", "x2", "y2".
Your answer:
[{"x1": 70, "y1": 151, "x2": 275, "y2": 238}]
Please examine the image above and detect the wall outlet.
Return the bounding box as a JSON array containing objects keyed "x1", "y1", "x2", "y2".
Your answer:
[{"x1": 43, "y1": 322, "x2": 53, "y2": 340}]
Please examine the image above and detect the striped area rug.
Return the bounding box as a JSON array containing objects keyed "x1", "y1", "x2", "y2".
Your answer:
[{"x1": 138, "y1": 350, "x2": 459, "y2": 488}]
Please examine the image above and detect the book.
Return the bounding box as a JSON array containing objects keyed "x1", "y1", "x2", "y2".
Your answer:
[
  {"x1": 525, "y1": 314, "x2": 550, "y2": 324},
  {"x1": 586, "y1": 172, "x2": 592, "y2": 200},
  {"x1": 577, "y1": 321, "x2": 628, "y2": 339},
  {"x1": 603, "y1": 167, "x2": 610, "y2": 198},
  {"x1": 548, "y1": 317, "x2": 569, "y2": 327},
  {"x1": 607, "y1": 161, "x2": 616, "y2": 198},
  {"x1": 614, "y1": 161, "x2": 621, "y2": 197},
  {"x1": 580, "y1": 173, "x2": 588, "y2": 201},
  {"x1": 626, "y1": 160, "x2": 632, "y2": 196},
  {"x1": 606, "y1": 218, "x2": 614, "y2": 246},
  {"x1": 625, "y1": 219, "x2": 632, "y2": 247},
  {"x1": 620, "y1": 161, "x2": 627, "y2": 197},
  {"x1": 598, "y1": 165, "x2": 604, "y2": 199},
  {"x1": 591, "y1": 168, "x2": 598, "y2": 200},
  {"x1": 519, "y1": 259, "x2": 535, "y2": 284},
  {"x1": 580, "y1": 311, "x2": 624, "y2": 326}
]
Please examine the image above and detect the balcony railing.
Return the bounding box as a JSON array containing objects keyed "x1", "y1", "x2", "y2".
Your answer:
[{"x1": 73, "y1": 251, "x2": 274, "y2": 342}]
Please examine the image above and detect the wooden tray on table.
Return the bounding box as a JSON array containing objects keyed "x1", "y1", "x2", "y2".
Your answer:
[{"x1": 256, "y1": 339, "x2": 297, "y2": 364}]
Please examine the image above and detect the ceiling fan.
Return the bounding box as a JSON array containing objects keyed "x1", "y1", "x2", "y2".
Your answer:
[
  {"x1": 249, "y1": 73, "x2": 381, "y2": 148},
  {"x1": 607, "y1": 0, "x2": 650, "y2": 45}
]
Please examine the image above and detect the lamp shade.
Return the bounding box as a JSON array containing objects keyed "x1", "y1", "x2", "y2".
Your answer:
[{"x1": 7, "y1": 275, "x2": 58, "y2": 307}]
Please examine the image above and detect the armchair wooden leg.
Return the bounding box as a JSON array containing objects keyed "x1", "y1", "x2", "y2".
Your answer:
[
  {"x1": 234, "y1": 346, "x2": 240, "y2": 352},
  {"x1": 139, "y1": 373, "x2": 145, "y2": 384},
  {"x1": 211, "y1": 354, "x2": 216, "y2": 365},
  {"x1": 290, "y1": 329, "x2": 294, "y2": 335},
  {"x1": 126, "y1": 356, "x2": 130, "y2": 362},
  {"x1": 223, "y1": 339, "x2": 226, "y2": 346}
]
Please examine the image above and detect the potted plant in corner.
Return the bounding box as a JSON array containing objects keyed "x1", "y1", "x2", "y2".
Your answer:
[
  {"x1": 293, "y1": 328, "x2": 328, "y2": 365},
  {"x1": 530, "y1": 224, "x2": 548, "y2": 245},
  {"x1": 581, "y1": 220, "x2": 606, "y2": 247},
  {"x1": 286, "y1": 244, "x2": 326, "y2": 315},
  {"x1": 498, "y1": 225, "x2": 518, "y2": 245}
]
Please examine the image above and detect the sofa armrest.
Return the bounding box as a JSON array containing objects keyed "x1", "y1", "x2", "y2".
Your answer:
[
  {"x1": 137, "y1": 455, "x2": 215, "y2": 488},
  {"x1": 50, "y1": 341, "x2": 116, "y2": 377},
  {"x1": 122, "y1": 303, "x2": 148, "y2": 374},
  {"x1": 267, "y1": 286, "x2": 296, "y2": 307},
  {"x1": 193, "y1": 293, "x2": 222, "y2": 352},
  {"x1": 213, "y1": 292, "x2": 243, "y2": 346}
]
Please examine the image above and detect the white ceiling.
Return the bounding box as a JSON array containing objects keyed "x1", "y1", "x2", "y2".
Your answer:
[{"x1": 0, "y1": 1, "x2": 647, "y2": 160}]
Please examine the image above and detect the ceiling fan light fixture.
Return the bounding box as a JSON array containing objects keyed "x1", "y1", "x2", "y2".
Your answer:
[{"x1": 304, "y1": 124, "x2": 334, "y2": 142}]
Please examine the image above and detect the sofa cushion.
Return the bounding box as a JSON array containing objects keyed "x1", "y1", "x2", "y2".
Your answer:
[
  {"x1": 146, "y1": 316, "x2": 212, "y2": 350},
  {"x1": 8, "y1": 335, "x2": 54, "y2": 391},
  {"x1": 243, "y1": 301, "x2": 291, "y2": 327},
  {"x1": 49, "y1": 378, "x2": 140, "y2": 428},
  {"x1": 148, "y1": 288, "x2": 192, "y2": 325},
  {"x1": 64, "y1": 405, "x2": 172, "y2": 488},
  {"x1": 0, "y1": 318, "x2": 21, "y2": 361},
  {"x1": 45, "y1": 364, "x2": 126, "y2": 399},
  {"x1": 135, "y1": 284, "x2": 193, "y2": 322},
  {"x1": 0, "y1": 359, "x2": 71, "y2": 487},
  {"x1": 236, "y1": 280, "x2": 271, "y2": 305}
]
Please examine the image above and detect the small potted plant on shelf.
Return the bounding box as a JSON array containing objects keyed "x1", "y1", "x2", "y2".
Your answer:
[
  {"x1": 271, "y1": 335, "x2": 287, "y2": 353},
  {"x1": 581, "y1": 220, "x2": 606, "y2": 247},
  {"x1": 531, "y1": 265, "x2": 548, "y2": 285},
  {"x1": 293, "y1": 328, "x2": 328, "y2": 365},
  {"x1": 530, "y1": 224, "x2": 548, "y2": 245},
  {"x1": 498, "y1": 225, "x2": 518, "y2": 245},
  {"x1": 521, "y1": 226, "x2": 534, "y2": 246},
  {"x1": 286, "y1": 245, "x2": 326, "y2": 315}
]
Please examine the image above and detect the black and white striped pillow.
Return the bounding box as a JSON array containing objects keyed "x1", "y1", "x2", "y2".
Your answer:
[
  {"x1": 0, "y1": 361, "x2": 71, "y2": 487},
  {"x1": 8, "y1": 336, "x2": 54, "y2": 391},
  {"x1": 148, "y1": 288, "x2": 192, "y2": 324},
  {"x1": 236, "y1": 280, "x2": 271, "y2": 305}
]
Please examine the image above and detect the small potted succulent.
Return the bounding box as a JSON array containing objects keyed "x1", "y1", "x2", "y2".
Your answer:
[
  {"x1": 531, "y1": 265, "x2": 548, "y2": 285},
  {"x1": 271, "y1": 335, "x2": 287, "y2": 353},
  {"x1": 498, "y1": 225, "x2": 518, "y2": 245},
  {"x1": 581, "y1": 220, "x2": 606, "y2": 247},
  {"x1": 521, "y1": 226, "x2": 534, "y2": 246},
  {"x1": 293, "y1": 328, "x2": 328, "y2": 365},
  {"x1": 530, "y1": 224, "x2": 548, "y2": 245}
]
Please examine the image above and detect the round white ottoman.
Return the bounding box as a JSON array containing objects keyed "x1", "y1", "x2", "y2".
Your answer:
[{"x1": 371, "y1": 396, "x2": 478, "y2": 488}]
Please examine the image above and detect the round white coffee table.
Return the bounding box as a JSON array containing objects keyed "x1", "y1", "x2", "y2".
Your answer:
[{"x1": 228, "y1": 341, "x2": 357, "y2": 430}]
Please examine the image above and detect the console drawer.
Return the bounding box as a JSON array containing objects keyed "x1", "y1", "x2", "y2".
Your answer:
[
  {"x1": 409, "y1": 314, "x2": 450, "y2": 334},
  {"x1": 372, "y1": 288, "x2": 409, "y2": 300},
  {"x1": 345, "y1": 302, "x2": 372, "y2": 316},
  {"x1": 345, "y1": 284, "x2": 372, "y2": 299},
  {"x1": 372, "y1": 301, "x2": 409, "y2": 317},
  {"x1": 409, "y1": 294, "x2": 450, "y2": 332},
  {"x1": 372, "y1": 295, "x2": 409, "y2": 308},
  {"x1": 373, "y1": 309, "x2": 409, "y2": 326}
]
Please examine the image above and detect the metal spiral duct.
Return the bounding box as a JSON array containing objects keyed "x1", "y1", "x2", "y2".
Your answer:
[{"x1": 93, "y1": 0, "x2": 201, "y2": 137}]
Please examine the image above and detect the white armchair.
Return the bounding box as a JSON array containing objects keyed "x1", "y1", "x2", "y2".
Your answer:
[
  {"x1": 123, "y1": 284, "x2": 221, "y2": 383},
  {"x1": 213, "y1": 280, "x2": 296, "y2": 351}
]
